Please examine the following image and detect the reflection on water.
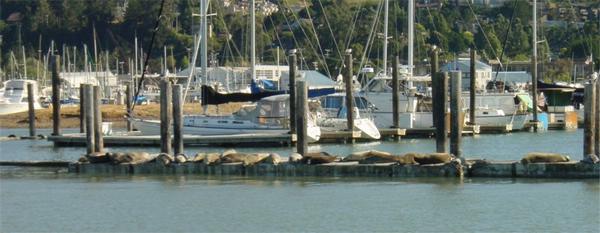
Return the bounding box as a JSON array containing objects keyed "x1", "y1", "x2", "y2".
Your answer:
[{"x1": 1, "y1": 170, "x2": 598, "y2": 232}]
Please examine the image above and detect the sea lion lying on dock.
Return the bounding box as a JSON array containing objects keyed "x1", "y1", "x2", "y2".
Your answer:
[
  {"x1": 203, "y1": 153, "x2": 221, "y2": 165},
  {"x1": 343, "y1": 150, "x2": 392, "y2": 162},
  {"x1": 106, "y1": 152, "x2": 154, "y2": 164},
  {"x1": 191, "y1": 153, "x2": 206, "y2": 163},
  {"x1": 156, "y1": 153, "x2": 174, "y2": 166},
  {"x1": 219, "y1": 152, "x2": 247, "y2": 164},
  {"x1": 288, "y1": 153, "x2": 303, "y2": 163},
  {"x1": 521, "y1": 153, "x2": 570, "y2": 164},
  {"x1": 261, "y1": 153, "x2": 283, "y2": 165},
  {"x1": 299, "y1": 152, "x2": 338, "y2": 165},
  {"x1": 411, "y1": 153, "x2": 453, "y2": 165},
  {"x1": 241, "y1": 153, "x2": 269, "y2": 166},
  {"x1": 175, "y1": 154, "x2": 188, "y2": 163},
  {"x1": 85, "y1": 152, "x2": 111, "y2": 163}
]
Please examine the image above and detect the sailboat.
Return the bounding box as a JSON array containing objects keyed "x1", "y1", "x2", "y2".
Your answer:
[
  {"x1": 130, "y1": 94, "x2": 321, "y2": 142},
  {"x1": 129, "y1": 0, "x2": 321, "y2": 141}
]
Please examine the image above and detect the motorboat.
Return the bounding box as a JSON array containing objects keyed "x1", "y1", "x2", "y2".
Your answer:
[
  {"x1": 0, "y1": 80, "x2": 43, "y2": 115},
  {"x1": 129, "y1": 94, "x2": 321, "y2": 142},
  {"x1": 317, "y1": 93, "x2": 381, "y2": 139},
  {"x1": 470, "y1": 107, "x2": 530, "y2": 130}
]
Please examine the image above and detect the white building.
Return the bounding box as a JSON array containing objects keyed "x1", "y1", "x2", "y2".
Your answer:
[{"x1": 441, "y1": 58, "x2": 493, "y2": 92}]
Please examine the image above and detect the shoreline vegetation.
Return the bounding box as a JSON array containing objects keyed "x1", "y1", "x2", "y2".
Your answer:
[{"x1": 0, "y1": 103, "x2": 243, "y2": 129}]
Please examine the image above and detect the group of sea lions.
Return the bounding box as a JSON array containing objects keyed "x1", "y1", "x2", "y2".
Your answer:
[
  {"x1": 342, "y1": 150, "x2": 454, "y2": 165},
  {"x1": 78, "y1": 151, "x2": 154, "y2": 165},
  {"x1": 78, "y1": 150, "x2": 576, "y2": 167}
]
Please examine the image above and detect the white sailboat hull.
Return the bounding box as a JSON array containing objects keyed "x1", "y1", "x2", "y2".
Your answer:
[
  {"x1": 129, "y1": 118, "x2": 321, "y2": 143},
  {"x1": 318, "y1": 117, "x2": 381, "y2": 139},
  {"x1": 0, "y1": 102, "x2": 42, "y2": 115}
]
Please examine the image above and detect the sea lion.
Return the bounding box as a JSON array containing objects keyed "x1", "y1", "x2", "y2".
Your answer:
[
  {"x1": 288, "y1": 153, "x2": 303, "y2": 163},
  {"x1": 86, "y1": 152, "x2": 110, "y2": 163},
  {"x1": 121, "y1": 152, "x2": 153, "y2": 164},
  {"x1": 521, "y1": 153, "x2": 570, "y2": 164},
  {"x1": 175, "y1": 154, "x2": 188, "y2": 163},
  {"x1": 396, "y1": 153, "x2": 418, "y2": 165},
  {"x1": 242, "y1": 153, "x2": 269, "y2": 166},
  {"x1": 300, "y1": 152, "x2": 338, "y2": 165},
  {"x1": 412, "y1": 153, "x2": 452, "y2": 165},
  {"x1": 190, "y1": 153, "x2": 206, "y2": 163},
  {"x1": 343, "y1": 150, "x2": 392, "y2": 162},
  {"x1": 156, "y1": 153, "x2": 174, "y2": 166},
  {"x1": 221, "y1": 149, "x2": 237, "y2": 157},
  {"x1": 219, "y1": 153, "x2": 247, "y2": 164},
  {"x1": 261, "y1": 153, "x2": 283, "y2": 165},
  {"x1": 77, "y1": 156, "x2": 89, "y2": 163},
  {"x1": 203, "y1": 153, "x2": 221, "y2": 165},
  {"x1": 106, "y1": 152, "x2": 127, "y2": 164}
]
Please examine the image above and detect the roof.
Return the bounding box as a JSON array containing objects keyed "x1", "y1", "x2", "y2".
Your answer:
[
  {"x1": 280, "y1": 70, "x2": 336, "y2": 88},
  {"x1": 441, "y1": 58, "x2": 492, "y2": 72},
  {"x1": 493, "y1": 71, "x2": 531, "y2": 83}
]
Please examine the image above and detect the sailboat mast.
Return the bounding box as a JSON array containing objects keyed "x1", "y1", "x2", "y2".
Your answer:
[
  {"x1": 531, "y1": 0, "x2": 539, "y2": 130},
  {"x1": 382, "y1": 0, "x2": 388, "y2": 76},
  {"x1": 408, "y1": 0, "x2": 414, "y2": 88},
  {"x1": 201, "y1": 0, "x2": 208, "y2": 86},
  {"x1": 250, "y1": 0, "x2": 256, "y2": 80}
]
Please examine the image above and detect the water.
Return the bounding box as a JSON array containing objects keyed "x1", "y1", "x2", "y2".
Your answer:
[{"x1": 1, "y1": 128, "x2": 599, "y2": 232}]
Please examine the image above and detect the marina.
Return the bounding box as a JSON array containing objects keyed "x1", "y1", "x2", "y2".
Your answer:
[{"x1": 1, "y1": 0, "x2": 599, "y2": 232}]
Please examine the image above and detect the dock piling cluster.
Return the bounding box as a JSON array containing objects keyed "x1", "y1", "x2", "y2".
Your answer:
[{"x1": 159, "y1": 79, "x2": 173, "y2": 155}]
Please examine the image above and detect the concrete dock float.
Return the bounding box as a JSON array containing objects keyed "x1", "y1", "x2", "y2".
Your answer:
[{"x1": 64, "y1": 160, "x2": 600, "y2": 179}]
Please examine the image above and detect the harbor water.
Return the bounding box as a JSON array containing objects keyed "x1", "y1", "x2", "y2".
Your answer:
[{"x1": 1, "y1": 128, "x2": 599, "y2": 232}]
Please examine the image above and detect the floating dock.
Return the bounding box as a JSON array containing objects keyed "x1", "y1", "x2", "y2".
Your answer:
[{"x1": 62, "y1": 160, "x2": 599, "y2": 179}]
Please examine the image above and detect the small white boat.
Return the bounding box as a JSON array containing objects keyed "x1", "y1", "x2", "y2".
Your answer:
[
  {"x1": 130, "y1": 94, "x2": 321, "y2": 142},
  {"x1": 0, "y1": 80, "x2": 43, "y2": 115},
  {"x1": 471, "y1": 107, "x2": 530, "y2": 130},
  {"x1": 318, "y1": 94, "x2": 381, "y2": 139}
]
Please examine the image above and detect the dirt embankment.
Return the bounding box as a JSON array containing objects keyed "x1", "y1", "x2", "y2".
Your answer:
[{"x1": 0, "y1": 103, "x2": 244, "y2": 129}]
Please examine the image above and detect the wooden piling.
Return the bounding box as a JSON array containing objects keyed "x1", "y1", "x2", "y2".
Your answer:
[
  {"x1": 172, "y1": 84, "x2": 184, "y2": 155},
  {"x1": 79, "y1": 84, "x2": 86, "y2": 133},
  {"x1": 51, "y1": 55, "x2": 61, "y2": 136},
  {"x1": 595, "y1": 78, "x2": 600, "y2": 155},
  {"x1": 84, "y1": 85, "x2": 95, "y2": 155},
  {"x1": 27, "y1": 83, "x2": 35, "y2": 137},
  {"x1": 434, "y1": 73, "x2": 449, "y2": 153},
  {"x1": 344, "y1": 51, "x2": 354, "y2": 131},
  {"x1": 160, "y1": 79, "x2": 173, "y2": 154},
  {"x1": 93, "y1": 85, "x2": 103, "y2": 153},
  {"x1": 583, "y1": 83, "x2": 596, "y2": 156},
  {"x1": 125, "y1": 84, "x2": 133, "y2": 132},
  {"x1": 469, "y1": 49, "x2": 476, "y2": 125},
  {"x1": 392, "y1": 56, "x2": 400, "y2": 128},
  {"x1": 296, "y1": 80, "x2": 308, "y2": 156},
  {"x1": 289, "y1": 51, "x2": 297, "y2": 134},
  {"x1": 431, "y1": 48, "x2": 447, "y2": 153},
  {"x1": 450, "y1": 71, "x2": 463, "y2": 158}
]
